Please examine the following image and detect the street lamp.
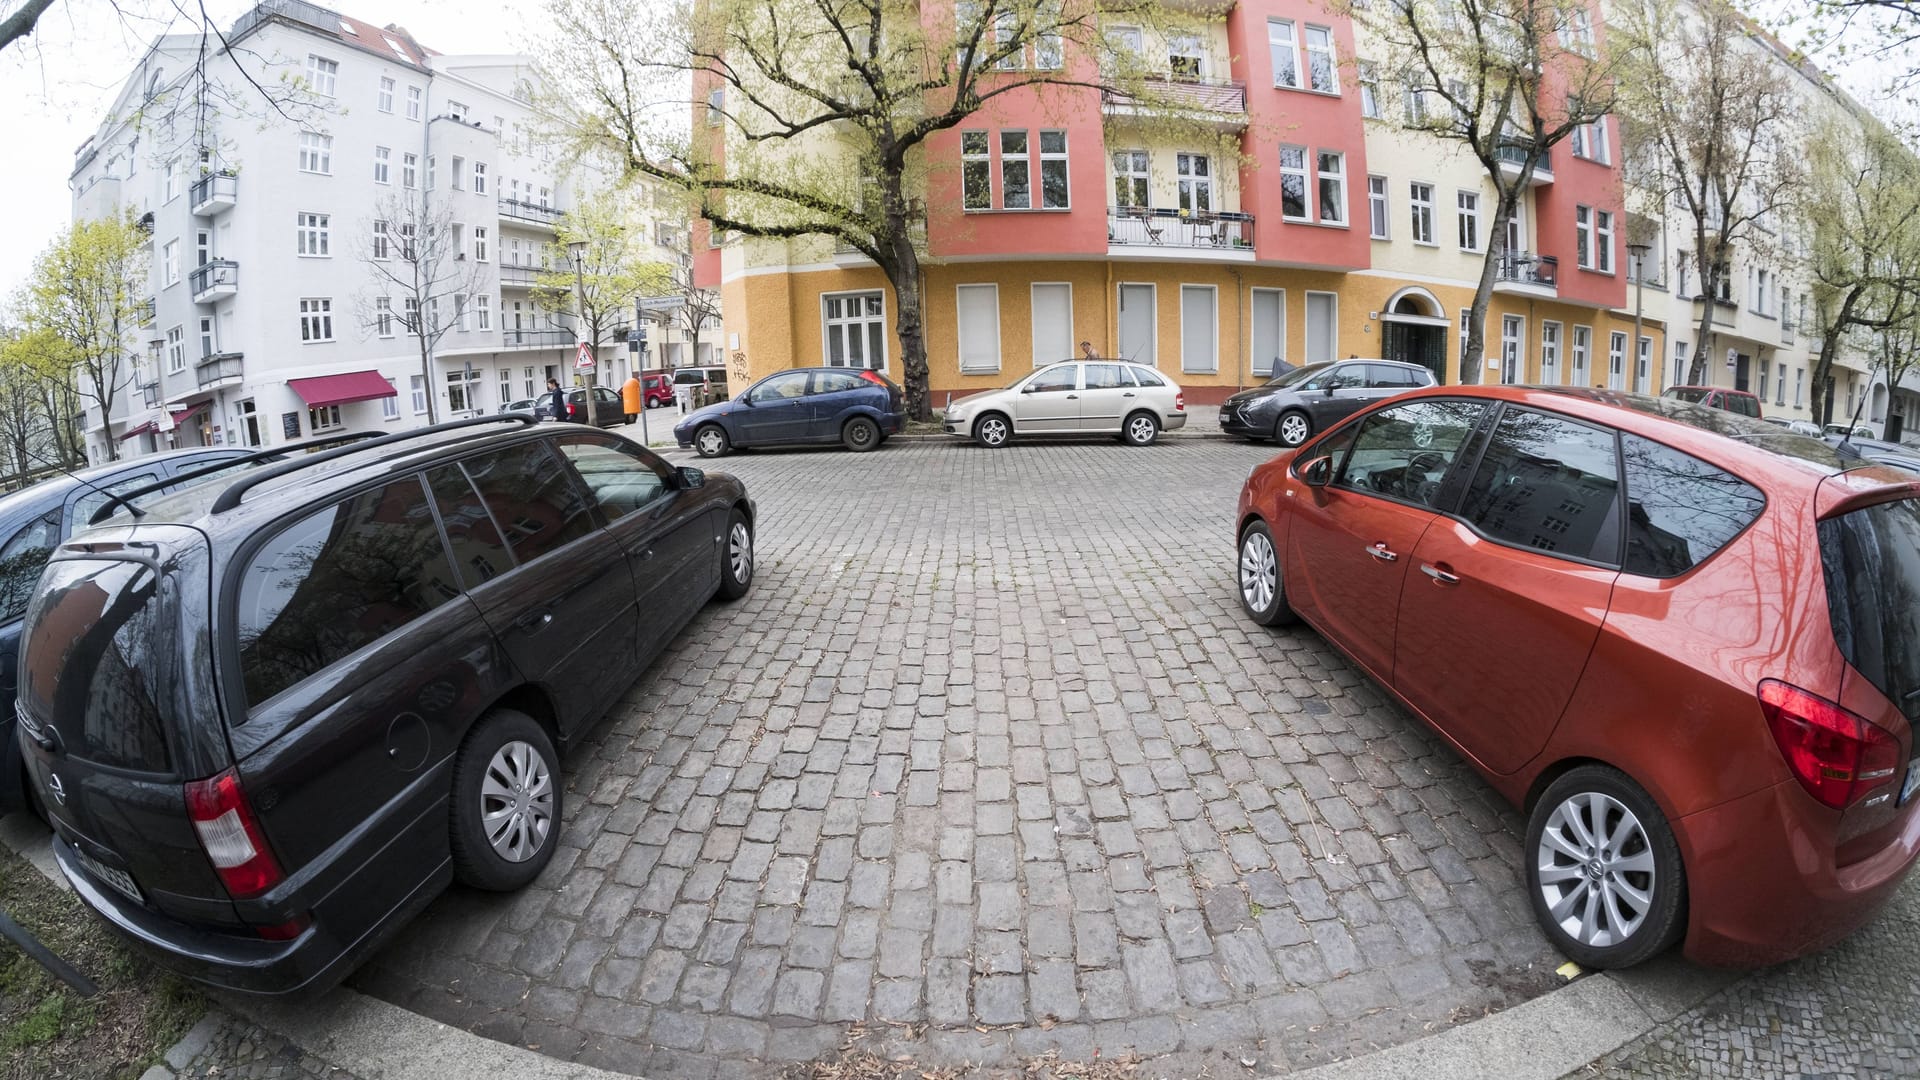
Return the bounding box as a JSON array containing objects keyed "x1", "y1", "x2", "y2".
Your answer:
[
  {"x1": 1627, "y1": 241, "x2": 1651, "y2": 393},
  {"x1": 568, "y1": 239, "x2": 590, "y2": 416}
]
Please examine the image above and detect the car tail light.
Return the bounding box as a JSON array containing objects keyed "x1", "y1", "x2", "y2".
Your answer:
[
  {"x1": 858, "y1": 370, "x2": 887, "y2": 387},
  {"x1": 1758, "y1": 680, "x2": 1902, "y2": 810},
  {"x1": 1175, "y1": 392, "x2": 1186, "y2": 412},
  {"x1": 254, "y1": 913, "x2": 311, "y2": 941},
  {"x1": 184, "y1": 768, "x2": 285, "y2": 900}
]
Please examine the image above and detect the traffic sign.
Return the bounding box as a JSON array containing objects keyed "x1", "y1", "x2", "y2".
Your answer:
[{"x1": 575, "y1": 341, "x2": 596, "y2": 370}]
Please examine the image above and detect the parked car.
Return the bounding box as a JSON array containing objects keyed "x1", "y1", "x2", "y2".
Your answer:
[
  {"x1": 1221, "y1": 359, "x2": 1437, "y2": 446},
  {"x1": 1661, "y1": 385, "x2": 1763, "y2": 419},
  {"x1": 566, "y1": 386, "x2": 628, "y2": 427},
  {"x1": 675, "y1": 367, "x2": 905, "y2": 457},
  {"x1": 0, "y1": 446, "x2": 261, "y2": 814},
  {"x1": 671, "y1": 366, "x2": 730, "y2": 405},
  {"x1": 15, "y1": 415, "x2": 756, "y2": 995},
  {"x1": 1825, "y1": 422, "x2": 1876, "y2": 440},
  {"x1": 942, "y1": 360, "x2": 1186, "y2": 448},
  {"x1": 638, "y1": 370, "x2": 674, "y2": 409},
  {"x1": 498, "y1": 397, "x2": 548, "y2": 418},
  {"x1": 1825, "y1": 434, "x2": 1920, "y2": 473},
  {"x1": 1235, "y1": 386, "x2": 1919, "y2": 969},
  {"x1": 1762, "y1": 416, "x2": 1823, "y2": 437}
]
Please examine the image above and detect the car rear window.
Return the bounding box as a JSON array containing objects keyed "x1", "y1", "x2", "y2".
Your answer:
[
  {"x1": 1665, "y1": 388, "x2": 1711, "y2": 404},
  {"x1": 1820, "y1": 497, "x2": 1920, "y2": 723},
  {"x1": 1131, "y1": 367, "x2": 1167, "y2": 388},
  {"x1": 1620, "y1": 435, "x2": 1766, "y2": 577},
  {"x1": 23, "y1": 557, "x2": 177, "y2": 772}
]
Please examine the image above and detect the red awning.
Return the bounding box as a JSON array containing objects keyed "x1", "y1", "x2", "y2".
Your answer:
[
  {"x1": 288, "y1": 370, "x2": 398, "y2": 408},
  {"x1": 170, "y1": 403, "x2": 207, "y2": 425},
  {"x1": 119, "y1": 420, "x2": 159, "y2": 441}
]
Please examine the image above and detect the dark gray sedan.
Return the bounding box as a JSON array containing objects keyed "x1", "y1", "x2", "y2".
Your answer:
[{"x1": 1220, "y1": 359, "x2": 1436, "y2": 446}]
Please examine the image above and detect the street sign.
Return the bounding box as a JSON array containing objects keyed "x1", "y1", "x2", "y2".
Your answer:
[{"x1": 575, "y1": 341, "x2": 596, "y2": 370}]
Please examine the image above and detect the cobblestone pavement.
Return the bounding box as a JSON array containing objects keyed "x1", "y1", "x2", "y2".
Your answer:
[
  {"x1": 352, "y1": 438, "x2": 1567, "y2": 1078},
  {"x1": 160, "y1": 1010, "x2": 364, "y2": 1080},
  {"x1": 1576, "y1": 875, "x2": 1919, "y2": 1079}
]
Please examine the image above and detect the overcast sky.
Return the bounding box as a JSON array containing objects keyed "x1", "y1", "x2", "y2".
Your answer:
[{"x1": 0, "y1": 0, "x2": 1908, "y2": 302}]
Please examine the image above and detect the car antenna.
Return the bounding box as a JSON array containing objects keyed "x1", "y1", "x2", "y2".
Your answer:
[
  {"x1": 19, "y1": 445, "x2": 143, "y2": 519},
  {"x1": 1836, "y1": 380, "x2": 1875, "y2": 457}
]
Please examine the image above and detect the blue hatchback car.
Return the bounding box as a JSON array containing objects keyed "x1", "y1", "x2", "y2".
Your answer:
[{"x1": 675, "y1": 367, "x2": 906, "y2": 457}]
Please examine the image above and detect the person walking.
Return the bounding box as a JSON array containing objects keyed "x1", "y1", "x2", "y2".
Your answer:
[
  {"x1": 621, "y1": 373, "x2": 642, "y2": 425},
  {"x1": 544, "y1": 377, "x2": 569, "y2": 422}
]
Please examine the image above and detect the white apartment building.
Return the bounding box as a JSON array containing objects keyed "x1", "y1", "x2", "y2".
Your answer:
[{"x1": 69, "y1": 0, "x2": 697, "y2": 462}]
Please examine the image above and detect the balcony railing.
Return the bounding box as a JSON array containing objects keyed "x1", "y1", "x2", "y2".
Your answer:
[
  {"x1": 1496, "y1": 251, "x2": 1558, "y2": 288},
  {"x1": 138, "y1": 381, "x2": 160, "y2": 409},
  {"x1": 195, "y1": 351, "x2": 243, "y2": 389},
  {"x1": 136, "y1": 298, "x2": 156, "y2": 326},
  {"x1": 189, "y1": 171, "x2": 237, "y2": 215},
  {"x1": 189, "y1": 259, "x2": 239, "y2": 302},
  {"x1": 1628, "y1": 267, "x2": 1667, "y2": 291},
  {"x1": 500, "y1": 328, "x2": 576, "y2": 349},
  {"x1": 498, "y1": 265, "x2": 541, "y2": 287},
  {"x1": 1495, "y1": 140, "x2": 1554, "y2": 183},
  {"x1": 498, "y1": 198, "x2": 563, "y2": 226},
  {"x1": 1108, "y1": 206, "x2": 1254, "y2": 249},
  {"x1": 1103, "y1": 75, "x2": 1247, "y2": 116}
]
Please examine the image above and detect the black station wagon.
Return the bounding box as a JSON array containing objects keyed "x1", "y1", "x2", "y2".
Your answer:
[{"x1": 15, "y1": 415, "x2": 755, "y2": 994}]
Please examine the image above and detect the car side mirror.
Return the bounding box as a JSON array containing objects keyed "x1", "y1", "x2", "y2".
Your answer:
[
  {"x1": 1302, "y1": 456, "x2": 1333, "y2": 488},
  {"x1": 1323, "y1": 385, "x2": 1337, "y2": 397},
  {"x1": 678, "y1": 466, "x2": 706, "y2": 489}
]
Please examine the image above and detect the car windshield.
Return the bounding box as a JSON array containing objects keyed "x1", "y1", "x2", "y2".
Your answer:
[
  {"x1": 1265, "y1": 363, "x2": 1331, "y2": 389},
  {"x1": 1663, "y1": 387, "x2": 1711, "y2": 404}
]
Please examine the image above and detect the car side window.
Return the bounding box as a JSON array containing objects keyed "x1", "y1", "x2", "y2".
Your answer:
[
  {"x1": 1027, "y1": 366, "x2": 1079, "y2": 393},
  {"x1": 1459, "y1": 408, "x2": 1623, "y2": 564},
  {"x1": 1619, "y1": 435, "x2": 1765, "y2": 577},
  {"x1": 749, "y1": 373, "x2": 809, "y2": 403},
  {"x1": 1363, "y1": 364, "x2": 1405, "y2": 389},
  {"x1": 1130, "y1": 367, "x2": 1166, "y2": 388},
  {"x1": 812, "y1": 371, "x2": 864, "y2": 394},
  {"x1": 1085, "y1": 364, "x2": 1127, "y2": 390},
  {"x1": 457, "y1": 441, "x2": 596, "y2": 564},
  {"x1": 0, "y1": 509, "x2": 61, "y2": 623},
  {"x1": 1334, "y1": 399, "x2": 1488, "y2": 508},
  {"x1": 553, "y1": 436, "x2": 674, "y2": 521},
  {"x1": 236, "y1": 477, "x2": 462, "y2": 707}
]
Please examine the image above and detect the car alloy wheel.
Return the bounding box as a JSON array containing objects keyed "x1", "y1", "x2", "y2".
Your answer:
[
  {"x1": 975, "y1": 414, "x2": 1009, "y2": 448},
  {"x1": 1536, "y1": 791, "x2": 1654, "y2": 949},
  {"x1": 1278, "y1": 412, "x2": 1311, "y2": 447},
  {"x1": 696, "y1": 425, "x2": 729, "y2": 457},
  {"x1": 718, "y1": 509, "x2": 754, "y2": 600},
  {"x1": 1125, "y1": 413, "x2": 1160, "y2": 446},
  {"x1": 1241, "y1": 529, "x2": 1277, "y2": 613},
  {"x1": 481, "y1": 740, "x2": 554, "y2": 863}
]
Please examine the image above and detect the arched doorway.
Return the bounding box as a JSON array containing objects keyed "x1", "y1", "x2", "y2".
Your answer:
[{"x1": 1379, "y1": 288, "x2": 1451, "y2": 384}]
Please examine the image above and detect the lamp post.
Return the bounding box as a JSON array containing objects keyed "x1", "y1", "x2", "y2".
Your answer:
[
  {"x1": 569, "y1": 239, "x2": 590, "y2": 419},
  {"x1": 1627, "y1": 241, "x2": 1650, "y2": 393}
]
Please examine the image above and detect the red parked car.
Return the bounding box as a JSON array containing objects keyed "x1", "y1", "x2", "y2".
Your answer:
[
  {"x1": 639, "y1": 370, "x2": 674, "y2": 409},
  {"x1": 1662, "y1": 385, "x2": 1763, "y2": 419},
  {"x1": 1235, "y1": 385, "x2": 1919, "y2": 968}
]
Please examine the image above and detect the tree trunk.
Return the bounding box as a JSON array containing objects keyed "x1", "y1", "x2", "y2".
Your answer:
[
  {"x1": 878, "y1": 178, "x2": 931, "y2": 421},
  {"x1": 420, "y1": 344, "x2": 439, "y2": 426},
  {"x1": 1465, "y1": 189, "x2": 1519, "y2": 386},
  {"x1": 1686, "y1": 243, "x2": 1717, "y2": 386},
  {"x1": 1810, "y1": 287, "x2": 1862, "y2": 425}
]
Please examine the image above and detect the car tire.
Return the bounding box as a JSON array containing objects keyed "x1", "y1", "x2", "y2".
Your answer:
[
  {"x1": 449, "y1": 709, "x2": 562, "y2": 892},
  {"x1": 842, "y1": 416, "x2": 880, "y2": 452},
  {"x1": 1123, "y1": 411, "x2": 1161, "y2": 447},
  {"x1": 1276, "y1": 410, "x2": 1312, "y2": 448},
  {"x1": 1237, "y1": 520, "x2": 1297, "y2": 626},
  {"x1": 974, "y1": 413, "x2": 1011, "y2": 448},
  {"x1": 717, "y1": 508, "x2": 754, "y2": 601},
  {"x1": 694, "y1": 424, "x2": 730, "y2": 458},
  {"x1": 1526, "y1": 766, "x2": 1687, "y2": 969}
]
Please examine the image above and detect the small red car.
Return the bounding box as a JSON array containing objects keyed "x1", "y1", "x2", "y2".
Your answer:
[
  {"x1": 1235, "y1": 385, "x2": 1919, "y2": 968},
  {"x1": 639, "y1": 370, "x2": 674, "y2": 409},
  {"x1": 1663, "y1": 385, "x2": 1763, "y2": 420}
]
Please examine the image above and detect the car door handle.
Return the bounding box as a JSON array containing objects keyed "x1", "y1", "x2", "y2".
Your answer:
[
  {"x1": 1366, "y1": 542, "x2": 1399, "y2": 563},
  {"x1": 1420, "y1": 562, "x2": 1460, "y2": 585},
  {"x1": 1122, "y1": 392, "x2": 1136, "y2": 398},
  {"x1": 639, "y1": 548, "x2": 656, "y2": 561},
  {"x1": 1066, "y1": 394, "x2": 1079, "y2": 399},
  {"x1": 514, "y1": 609, "x2": 554, "y2": 630}
]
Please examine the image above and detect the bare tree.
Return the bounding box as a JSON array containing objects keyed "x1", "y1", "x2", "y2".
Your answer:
[
  {"x1": 354, "y1": 191, "x2": 490, "y2": 425},
  {"x1": 1615, "y1": 0, "x2": 1802, "y2": 385},
  {"x1": 21, "y1": 211, "x2": 148, "y2": 462},
  {"x1": 1348, "y1": 0, "x2": 1624, "y2": 381},
  {"x1": 639, "y1": 258, "x2": 721, "y2": 371},
  {"x1": 0, "y1": 0, "x2": 56, "y2": 54}
]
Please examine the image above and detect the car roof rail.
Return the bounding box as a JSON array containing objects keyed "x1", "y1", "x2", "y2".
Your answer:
[
  {"x1": 87, "y1": 431, "x2": 382, "y2": 525},
  {"x1": 211, "y1": 414, "x2": 537, "y2": 515}
]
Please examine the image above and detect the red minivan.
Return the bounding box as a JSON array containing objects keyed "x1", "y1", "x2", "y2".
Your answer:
[{"x1": 1235, "y1": 386, "x2": 1919, "y2": 968}]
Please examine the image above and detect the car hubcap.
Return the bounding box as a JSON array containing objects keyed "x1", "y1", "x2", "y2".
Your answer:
[
  {"x1": 1130, "y1": 417, "x2": 1155, "y2": 443},
  {"x1": 481, "y1": 740, "x2": 553, "y2": 863},
  {"x1": 852, "y1": 423, "x2": 872, "y2": 446},
  {"x1": 1537, "y1": 791, "x2": 1655, "y2": 948},
  {"x1": 1240, "y1": 531, "x2": 1276, "y2": 613},
  {"x1": 1281, "y1": 416, "x2": 1308, "y2": 444},
  {"x1": 729, "y1": 521, "x2": 752, "y2": 582},
  {"x1": 981, "y1": 419, "x2": 1006, "y2": 445},
  {"x1": 699, "y1": 430, "x2": 722, "y2": 454}
]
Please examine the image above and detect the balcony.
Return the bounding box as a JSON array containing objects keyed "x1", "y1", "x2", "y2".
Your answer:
[
  {"x1": 194, "y1": 351, "x2": 243, "y2": 390},
  {"x1": 498, "y1": 198, "x2": 563, "y2": 228},
  {"x1": 1101, "y1": 76, "x2": 1248, "y2": 130},
  {"x1": 189, "y1": 171, "x2": 237, "y2": 216},
  {"x1": 189, "y1": 259, "x2": 238, "y2": 303},
  {"x1": 136, "y1": 298, "x2": 156, "y2": 327},
  {"x1": 135, "y1": 211, "x2": 155, "y2": 239},
  {"x1": 1627, "y1": 266, "x2": 1666, "y2": 292},
  {"x1": 1108, "y1": 207, "x2": 1255, "y2": 253},
  {"x1": 1494, "y1": 251, "x2": 1558, "y2": 293},
  {"x1": 499, "y1": 264, "x2": 541, "y2": 288},
  {"x1": 138, "y1": 381, "x2": 160, "y2": 409},
  {"x1": 1495, "y1": 140, "x2": 1554, "y2": 185},
  {"x1": 500, "y1": 328, "x2": 576, "y2": 349}
]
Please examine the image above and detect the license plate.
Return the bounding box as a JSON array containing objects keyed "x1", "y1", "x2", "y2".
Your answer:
[
  {"x1": 1901, "y1": 762, "x2": 1920, "y2": 808},
  {"x1": 73, "y1": 848, "x2": 144, "y2": 905}
]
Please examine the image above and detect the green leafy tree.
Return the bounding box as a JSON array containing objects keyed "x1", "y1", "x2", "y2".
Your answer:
[
  {"x1": 533, "y1": 189, "x2": 676, "y2": 365},
  {"x1": 22, "y1": 212, "x2": 148, "y2": 462}
]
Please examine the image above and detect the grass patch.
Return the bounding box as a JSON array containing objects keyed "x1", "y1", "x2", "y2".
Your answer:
[{"x1": 0, "y1": 839, "x2": 207, "y2": 1079}]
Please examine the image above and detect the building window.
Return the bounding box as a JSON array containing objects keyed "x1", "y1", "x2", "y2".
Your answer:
[
  {"x1": 372, "y1": 219, "x2": 390, "y2": 260},
  {"x1": 398, "y1": 223, "x2": 416, "y2": 259},
  {"x1": 1595, "y1": 209, "x2": 1614, "y2": 273},
  {"x1": 451, "y1": 155, "x2": 465, "y2": 190},
  {"x1": 378, "y1": 77, "x2": 394, "y2": 113},
  {"x1": 1409, "y1": 182, "x2": 1435, "y2": 244},
  {"x1": 1279, "y1": 146, "x2": 1309, "y2": 220},
  {"x1": 1359, "y1": 61, "x2": 1381, "y2": 118},
  {"x1": 1608, "y1": 331, "x2": 1627, "y2": 390},
  {"x1": 298, "y1": 131, "x2": 332, "y2": 174},
  {"x1": 296, "y1": 211, "x2": 330, "y2": 257},
  {"x1": 823, "y1": 291, "x2": 887, "y2": 371},
  {"x1": 1268, "y1": 20, "x2": 1299, "y2": 89},
  {"x1": 523, "y1": 366, "x2": 536, "y2": 398},
  {"x1": 454, "y1": 294, "x2": 469, "y2": 332},
  {"x1": 1572, "y1": 325, "x2": 1592, "y2": 385},
  {"x1": 1576, "y1": 206, "x2": 1593, "y2": 268},
  {"x1": 1500, "y1": 315, "x2": 1524, "y2": 384},
  {"x1": 473, "y1": 161, "x2": 488, "y2": 195},
  {"x1": 1304, "y1": 26, "x2": 1338, "y2": 93},
  {"x1": 426, "y1": 156, "x2": 436, "y2": 190},
  {"x1": 1571, "y1": 114, "x2": 1610, "y2": 163},
  {"x1": 476, "y1": 294, "x2": 491, "y2": 330},
  {"x1": 1030, "y1": 282, "x2": 1073, "y2": 367},
  {"x1": 411, "y1": 374, "x2": 427, "y2": 413},
  {"x1": 1541, "y1": 321, "x2": 1562, "y2": 383},
  {"x1": 374, "y1": 145, "x2": 390, "y2": 184},
  {"x1": 447, "y1": 369, "x2": 480, "y2": 412},
  {"x1": 195, "y1": 229, "x2": 210, "y2": 267},
  {"x1": 498, "y1": 369, "x2": 513, "y2": 405},
  {"x1": 473, "y1": 226, "x2": 488, "y2": 262},
  {"x1": 300, "y1": 298, "x2": 334, "y2": 342},
  {"x1": 1636, "y1": 336, "x2": 1652, "y2": 391},
  {"x1": 1317, "y1": 151, "x2": 1346, "y2": 224},
  {"x1": 165, "y1": 325, "x2": 185, "y2": 373},
  {"x1": 306, "y1": 55, "x2": 337, "y2": 96},
  {"x1": 1250, "y1": 288, "x2": 1285, "y2": 376},
  {"x1": 307, "y1": 404, "x2": 342, "y2": 432},
  {"x1": 1000, "y1": 130, "x2": 1030, "y2": 209},
  {"x1": 164, "y1": 158, "x2": 179, "y2": 201},
  {"x1": 1795, "y1": 367, "x2": 1805, "y2": 407},
  {"x1": 162, "y1": 240, "x2": 179, "y2": 285},
  {"x1": 1177, "y1": 153, "x2": 1212, "y2": 214},
  {"x1": 1168, "y1": 35, "x2": 1203, "y2": 79},
  {"x1": 1180, "y1": 285, "x2": 1219, "y2": 373},
  {"x1": 1563, "y1": 9, "x2": 1596, "y2": 57},
  {"x1": 1456, "y1": 190, "x2": 1480, "y2": 251},
  {"x1": 1039, "y1": 130, "x2": 1068, "y2": 209},
  {"x1": 376, "y1": 297, "x2": 394, "y2": 337},
  {"x1": 962, "y1": 131, "x2": 991, "y2": 210},
  {"x1": 406, "y1": 85, "x2": 422, "y2": 120},
  {"x1": 451, "y1": 222, "x2": 466, "y2": 258},
  {"x1": 403, "y1": 296, "x2": 419, "y2": 333},
  {"x1": 1367, "y1": 176, "x2": 1389, "y2": 239},
  {"x1": 1113, "y1": 149, "x2": 1149, "y2": 207},
  {"x1": 1305, "y1": 291, "x2": 1337, "y2": 364},
  {"x1": 382, "y1": 381, "x2": 400, "y2": 420},
  {"x1": 198, "y1": 316, "x2": 215, "y2": 358},
  {"x1": 402, "y1": 153, "x2": 418, "y2": 189},
  {"x1": 956, "y1": 284, "x2": 1002, "y2": 374}
]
